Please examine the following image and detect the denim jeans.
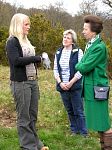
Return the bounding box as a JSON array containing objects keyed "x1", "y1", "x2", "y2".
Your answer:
[
  {"x1": 10, "y1": 80, "x2": 44, "y2": 150},
  {"x1": 60, "y1": 89, "x2": 87, "y2": 135}
]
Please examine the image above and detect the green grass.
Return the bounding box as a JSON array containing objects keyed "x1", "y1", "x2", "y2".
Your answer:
[{"x1": 0, "y1": 65, "x2": 112, "y2": 150}]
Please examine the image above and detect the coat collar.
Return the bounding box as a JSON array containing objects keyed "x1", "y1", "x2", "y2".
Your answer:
[{"x1": 85, "y1": 36, "x2": 102, "y2": 52}]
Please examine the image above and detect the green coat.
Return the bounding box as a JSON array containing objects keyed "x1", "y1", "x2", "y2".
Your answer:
[{"x1": 75, "y1": 37, "x2": 111, "y2": 131}]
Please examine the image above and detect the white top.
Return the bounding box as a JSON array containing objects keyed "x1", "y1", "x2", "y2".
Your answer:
[
  {"x1": 54, "y1": 48, "x2": 83, "y2": 83},
  {"x1": 22, "y1": 45, "x2": 36, "y2": 77}
]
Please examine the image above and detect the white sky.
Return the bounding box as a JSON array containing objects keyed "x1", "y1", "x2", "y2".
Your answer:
[
  {"x1": 5, "y1": 0, "x2": 110, "y2": 15},
  {"x1": 4, "y1": 0, "x2": 84, "y2": 15}
]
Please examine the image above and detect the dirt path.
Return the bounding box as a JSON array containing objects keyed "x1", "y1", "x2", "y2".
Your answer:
[{"x1": 0, "y1": 107, "x2": 16, "y2": 128}]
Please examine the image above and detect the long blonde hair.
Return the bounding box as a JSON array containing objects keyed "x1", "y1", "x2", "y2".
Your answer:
[{"x1": 9, "y1": 13, "x2": 34, "y2": 49}]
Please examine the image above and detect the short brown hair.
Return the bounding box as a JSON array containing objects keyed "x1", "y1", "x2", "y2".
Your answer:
[{"x1": 84, "y1": 15, "x2": 103, "y2": 34}]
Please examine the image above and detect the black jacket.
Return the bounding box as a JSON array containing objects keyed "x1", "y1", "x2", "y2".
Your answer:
[{"x1": 6, "y1": 36, "x2": 41, "y2": 81}]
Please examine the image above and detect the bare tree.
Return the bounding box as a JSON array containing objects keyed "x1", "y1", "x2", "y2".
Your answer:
[
  {"x1": 78, "y1": 0, "x2": 99, "y2": 15},
  {"x1": 43, "y1": 3, "x2": 74, "y2": 29},
  {"x1": 102, "y1": 0, "x2": 112, "y2": 8},
  {"x1": 0, "y1": 0, "x2": 6, "y2": 24}
]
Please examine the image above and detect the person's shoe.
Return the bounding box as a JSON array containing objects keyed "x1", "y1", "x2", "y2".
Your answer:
[
  {"x1": 70, "y1": 131, "x2": 79, "y2": 136},
  {"x1": 84, "y1": 134, "x2": 89, "y2": 138},
  {"x1": 41, "y1": 146, "x2": 49, "y2": 150},
  {"x1": 71, "y1": 132, "x2": 77, "y2": 136},
  {"x1": 81, "y1": 134, "x2": 89, "y2": 138}
]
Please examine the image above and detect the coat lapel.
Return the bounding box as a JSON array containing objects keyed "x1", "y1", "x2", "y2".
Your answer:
[
  {"x1": 81, "y1": 37, "x2": 102, "y2": 62},
  {"x1": 86, "y1": 37, "x2": 102, "y2": 52}
]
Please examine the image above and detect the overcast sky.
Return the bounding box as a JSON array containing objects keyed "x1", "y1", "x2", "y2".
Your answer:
[
  {"x1": 5, "y1": 0, "x2": 110, "y2": 15},
  {"x1": 5, "y1": 0, "x2": 84, "y2": 15}
]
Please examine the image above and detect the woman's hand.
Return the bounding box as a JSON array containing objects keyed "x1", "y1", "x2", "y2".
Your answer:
[
  {"x1": 60, "y1": 82, "x2": 69, "y2": 91},
  {"x1": 41, "y1": 146, "x2": 49, "y2": 150},
  {"x1": 65, "y1": 81, "x2": 74, "y2": 89},
  {"x1": 65, "y1": 76, "x2": 78, "y2": 89}
]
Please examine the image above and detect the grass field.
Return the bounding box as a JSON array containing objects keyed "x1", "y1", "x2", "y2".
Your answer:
[{"x1": 0, "y1": 65, "x2": 112, "y2": 150}]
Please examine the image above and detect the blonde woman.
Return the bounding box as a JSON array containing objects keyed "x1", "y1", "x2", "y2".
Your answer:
[{"x1": 6, "y1": 13, "x2": 49, "y2": 150}]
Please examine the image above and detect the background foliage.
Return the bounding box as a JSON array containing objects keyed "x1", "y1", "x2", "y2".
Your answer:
[{"x1": 0, "y1": 0, "x2": 111, "y2": 75}]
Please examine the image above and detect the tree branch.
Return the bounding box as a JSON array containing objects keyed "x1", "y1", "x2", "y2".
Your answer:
[{"x1": 102, "y1": 0, "x2": 112, "y2": 8}]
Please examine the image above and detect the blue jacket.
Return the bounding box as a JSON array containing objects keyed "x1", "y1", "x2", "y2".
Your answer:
[{"x1": 56, "y1": 45, "x2": 82, "y2": 92}]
